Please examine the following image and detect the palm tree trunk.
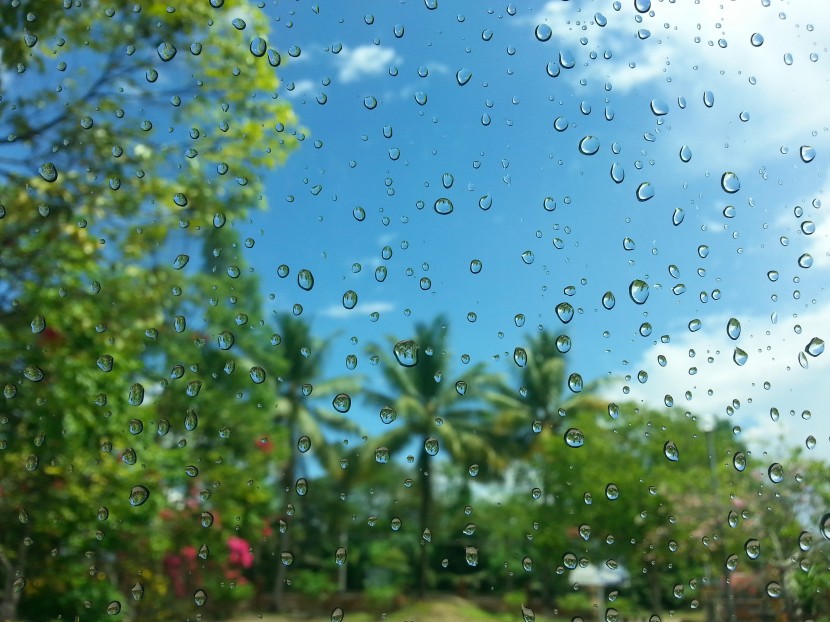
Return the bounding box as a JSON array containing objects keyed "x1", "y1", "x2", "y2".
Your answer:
[
  {"x1": 273, "y1": 428, "x2": 297, "y2": 613},
  {"x1": 417, "y1": 450, "x2": 432, "y2": 597}
]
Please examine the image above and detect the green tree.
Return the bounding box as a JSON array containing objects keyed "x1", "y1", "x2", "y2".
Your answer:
[
  {"x1": 364, "y1": 316, "x2": 504, "y2": 595},
  {"x1": 268, "y1": 314, "x2": 361, "y2": 611},
  {"x1": 0, "y1": 2, "x2": 298, "y2": 620}
]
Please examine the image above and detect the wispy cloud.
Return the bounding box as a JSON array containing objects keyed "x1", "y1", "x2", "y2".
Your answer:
[
  {"x1": 335, "y1": 45, "x2": 402, "y2": 83},
  {"x1": 319, "y1": 300, "x2": 395, "y2": 319}
]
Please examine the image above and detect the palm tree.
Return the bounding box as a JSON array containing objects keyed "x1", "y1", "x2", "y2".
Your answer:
[
  {"x1": 363, "y1": 315, "x2": 504, "y2": 595},
  {"x1": 270, "y1": 314, "x2": 361, "y2": 611}
]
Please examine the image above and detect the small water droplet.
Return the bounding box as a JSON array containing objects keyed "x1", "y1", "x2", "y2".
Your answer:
[
  {"x1": 751, "y1": 33, "x2": 764, "y2": 47},
  {"x1": 393, "y1": 340, "x2": 418, "y2": 367},
  {"x1": 568, "y1": 373, "x2": 583, "y2": 393},
  {"x1": 703, "y1": 90, "x2": 715, "y2": 108},
  {"x1": 38, "y1": 162, "x2": 58, "y2": 182},
  {"x1": 744, "y1": 538, "x2": 760, "y2": 560},
  {"x1": 465, "y1": 546, "x2": 478, "y2": 567},
  {"x1": 194, "y1": 589, "x2": 208, "y2": 606},
  {"x1": 766, "y1": 582, "x2": 782, "y2": 598},
  {"x1": 768, "y1": 462, "x2": 784, "y2": 483},
  {"x1": 106, "y1": 601, "x2": 122, "y2": 615},
  {"x1": 513, "y1": 347, "x2": 527, "y2": 367},
  {"x1": 555, "y1": 302, "x2": 574, "y2": 323},
  {"x1": 679, "y1": 145, "x2": 692, "y2": 162},
  {"x1": 521, "y1": 250, "x2": 535, "y2": 265},
  {"x1": 605, "y1": 483, "x2": 619, "y2": 500},
  {"x1": 664, "y1": 441, "x2": 679, "y2": 462},
  {"x1": 375, "y1": 447, "x2": 390, "y2": 464},
  {"x1": 128, "y1": 383, "x2": 144, "y2": 406}
]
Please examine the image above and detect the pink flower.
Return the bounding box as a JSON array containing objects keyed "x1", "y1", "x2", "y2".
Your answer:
[{"x1": 227, "y1": 536, "x2": 254, "y2": 568}]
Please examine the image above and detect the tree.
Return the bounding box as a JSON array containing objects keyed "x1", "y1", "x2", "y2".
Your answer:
[
  {"x1": 268, "y1": 314, "x2": 361, "y2": 612},
  {"x1": 0, "y1": 2, "x2": 298, "y2": 620},
  {"x1": 363, "y1": 316, "x2": 504, "y2": 595}
]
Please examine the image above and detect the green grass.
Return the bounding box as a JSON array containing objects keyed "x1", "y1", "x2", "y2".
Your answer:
[{"x1": 232, "y1": 596, "x2": 565, "y2": 622}]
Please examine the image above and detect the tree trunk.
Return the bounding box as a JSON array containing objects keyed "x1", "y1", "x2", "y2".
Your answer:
[{"x1": 417, "y1": 450, "x2": 432, "y2": 596}]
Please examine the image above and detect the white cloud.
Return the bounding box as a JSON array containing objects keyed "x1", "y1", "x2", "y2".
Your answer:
[
  {"x1": 319, "y1": 300, "x2": 395, "y2": 319},
  {"x1": 283, "y1": 79, "x2": 316, "y2": 98},
  {"x1": 335, "y1": 45, "x2": 401, "y2": 83},
  {"x1": 602, "y1": 302, "x2": 830, "y2": 461}
]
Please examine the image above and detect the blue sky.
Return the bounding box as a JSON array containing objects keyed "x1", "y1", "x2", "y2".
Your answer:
[{"x1": 219, "y1": 0, "x2": 830, "y2": 464}]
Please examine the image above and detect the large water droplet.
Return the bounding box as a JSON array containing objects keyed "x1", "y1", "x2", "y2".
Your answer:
[
  {"x1": 332, "y1": 393, "x2": 352, "y2": 413},
  {"x1": 768, "y1": 462, "x2": 784, "y2": 483},
  {"x1": 424, "y1": 436, "x2": 439, "y2": 456},
  {"x1": 733, "y1": 347, "x2": 748, "y2": 366},
  {"x1": 157, "y1": 42, "x2": 177, "y2": 62},
  {"x1": 750, "y1": 33, "x2": 764, "y2": 47},
  {"x1": 128, "y1": 383, "x2": 144, "y2": 406},
  {"x1": 602, "y1": 291, "x2": 616, "y2": 310},
  {"x1": 703, "y1": 90, "x2": 715, "y2": 108},
  {"x1": 393, "y1": 340, "x2": 418, "y2": 367},
  {"x1": 800, "y1": 145, "x2": 816, "y2": 163},
  {"x1": 629, "y1": 280, "x2": 650, "y2": 304},
  {"x1": 465, "y1": 546, "x2": 478, "y2": 567},
  {"x1": 744, "y1": 538, "x2": 761, "y2": 560},
  {"x1": 733, "y1": 452, "x2": 746, "y2": 472},
  {"x1": 522, "y1": 605, "x2": 536, "y2": 622},
  {"x1": 727, "y1": 318, "x2": 741, "y2": 340},
  {"x1": 564, "y1": 428, "x2": 584, "y2": 448},
  {"x1": 568, "y1": 373, "x2": 583, "y2": 393},
  {"x1": 610, "y1": 162, "x2": 625, "y2": 183},
  {"x1": 650, "y1": 99, "x2": 669, "y2": 116},
  {"x1": 578, "y1": 135, "x2": 600, "y2": 155},
  {"x1": 297, "y1": 269, "x2": 315, "y2": 291},
  {"x1": 129, "y1": 485, "x2": 150, "y2": 506},
  {"x1": 38, "y1": 162, "x2": 58, "y2": 182},
  {"x1": 721, "y1": 172, "x2": 740, "y2": 193},
  {"x1": 194, "y1": 589, "x2": 208, "y2": 606},
  {"x1": 636, "y1": 182, "x2": 654, "y2": 201},
  {"x1": 433, "y1": 197, "x2": 454, "y2": 215},
  {"x1": 664, "y1": 441, "x2": 679, "y2": 462},
  {"x1": 456, "y1": 68, "x2": 472, "y2": 86},
  {"x1": 805, "y1": 337, "x2": 825, "y2": 357},
  {"x1": 555, "y1": 302, "x2": 574, "y2": 323},
  {"x1": 534, "y1": 24, "x2": 552, "y2": 42},
  {"x1": 513, "y1": 347, "x2": 527, "y2": 367}
]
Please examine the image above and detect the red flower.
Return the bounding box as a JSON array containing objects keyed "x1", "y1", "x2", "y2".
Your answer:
[{"x1": 227, "y1": 536, "x2": 254, "y2": 568}]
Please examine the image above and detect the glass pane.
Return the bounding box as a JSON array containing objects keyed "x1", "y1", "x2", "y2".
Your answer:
[{"x1": 1, "y1": 2, "x2": 828, "y2": 622}]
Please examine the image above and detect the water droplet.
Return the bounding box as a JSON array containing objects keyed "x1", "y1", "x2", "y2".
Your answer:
[
  {"x1": 297, "y1": 269, "x2": 314, "y2": 291},
  {"x1": 721, "y1": 172, "x2": 740, "y2": 193},
  {"x1": 556, "y1": 335, "x2": 571, "y2": 353},
  {"x1": 679, "y1": 145, "x2": 692, "y2": 162},
  {"x1": 744, "y1": 539, "x2": 760, "y2": 560},
  {"x1": 672, "y1": 208, "x2": 685, "y2": 226},
  {"x1": 469, "y1": 464, "x2": 480, "y2": 477},
  {"x1": 629, "y1": 280, "x2": 650, "y2": 304},
  {"x1": 733, "y1": 452, "x2": 746, "y2": 472},
  {"x1": 249, "y1": 366, "x2": 266, "y2": 384},
  {"x1": 601, "y1": 291, "x2": 616, "y2": 310},
  {"x1": 610, "y1": 162, "x2": 625, "y2": 183},
  {"x1": 522, "y1": 605, "x2": 536, "y2": 622},
  {"x1": 433, "y1": 197, "x2": 455, "y2": 215},
  {"x1": 766, "y1": 582, "x2": 781, "y2": 598},
  {"x1": 664, "y1": 441, "x2": 679, "y2": 462},
  {"x1": 703, "y1": 90, "x2": 715, "y2": 108},
  {"x1": 751, "y1": 33, "x2": 764, "y2": 47},
  {"x1": 521, "y1": 250, "x2": 535, "y2": 265},
  {"x1": 636, "y1": 182, "x2": 655, "y2": 201},
  {"x1": 414, "y1": 91, "x2": 428, "y2": 105},
  {"x1": 800, "y1": 145, "x2": 816, "y2": 163},
  {"x1": 375, "y1": 447, "x2": 390, "y2": 464},
  {"x1": 456, "y1": 68, "x2": 472, "y2": 86},
  {"x1": 332, "y1": 393, "x2": 352, "y2": 413},
  {"x1": 456, "y1": 380, "x2": 468, "y2": 395},
  {"x1": 331, "y1": 607, "x2": 344, "y2": 622},
  {"x1": 157, "y1": 42, "x2": 177, "y2": 61},
  {"x1": 535, "y1": 24, "x2": 552, "y2": 42},
  {"x1": 424, "y1": 437, "x2": 440, "y2": 456},
  {"x1": 733, "y1": 347, "x2": 748, "y2": 366},
  {"x1": 339, "y1": 290, "x2": 358, "y2": 310},
  {"x1": 568, "y1": 373, "x2": 583, "y2": 393},
  {"x1": 172, "y1": 254, "x2": 190, "y2": 270},
  {"x1": 106, "y1": 601, "x2": 121, "y2": 615},
  {"x1": 215, "y1": 331, "x2": 238, "y2": 352},
  {"x1": 768, "y1": 462, "x2": 784, "y2": 483},
  {"x1": 634, "y1": 0, "x2": 651, "y2": 13},
  {"x1": 213, "y1": 212, "x2": 226, "y2": 227},
  {"x1": 727, "y1": 318, "x2": 741, "y2": 340},
  {"x1": 798, "y1": 253, "x2": 814, "y2": 268},
  {"x1": 194, "y1": 589, "x2": 208, "y2": 606},
  {"x1": 605, "y1": 483, "x2": 619, "y2": 500},
  {"x1": 465, "y1": 546, "x2": 478, "y2": 567},
  {"x1": 805, "y1": 337, "x2": 824, "y2": 357},
  {"x1": 650, "y1": 99, "x2": 669, "y2": 116},
  {"x1": 38, "y1": 162, "x2": 58, "y2": 182},
  {"x1": 564, "y1": 428, "x2": 584, "y2": 448},
  {"x1": 555, "y1": 302, "x2": 574, "y2": 323},
  {"x1": 128, "y1": 383, "x2": 144, "y2": 406},
  {"x1": 295, "y1": 478, "x2": 308, "y2": 496},
  {"x1": 579, "y1": 135, "x2": 600, "y2": 155},
  {"x1": 513, "y1": 347, "x2": 527, "y2": 367},
  {"x1": 129, "y1": 485, "x2": 150, "y2": 506}
]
